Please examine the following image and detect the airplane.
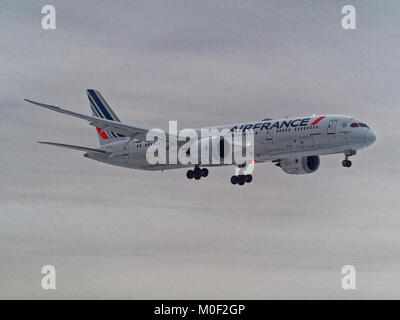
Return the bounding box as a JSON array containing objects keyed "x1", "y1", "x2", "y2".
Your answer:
[{"x1": 25, "y1": 89, "x2": 376, "y2": 186}]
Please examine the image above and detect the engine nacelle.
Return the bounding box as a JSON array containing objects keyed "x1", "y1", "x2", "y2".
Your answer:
[
  {"x1": 276, "y1": 155, "x2": 320, "y2": 174},
  {"x1": 189, "y1": 137, "x2": 248, "y2": 164}
]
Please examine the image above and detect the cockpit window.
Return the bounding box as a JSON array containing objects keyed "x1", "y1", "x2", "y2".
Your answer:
[
  {"x1": 359, "y1": 123, "x2": 369, "y2": 128},
  {"x1": 350, "y1": 123, "x2": 359, "y2": 127}
]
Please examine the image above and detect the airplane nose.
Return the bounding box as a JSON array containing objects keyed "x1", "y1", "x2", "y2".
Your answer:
[{"x1": 364, "y1": 129, "x2": 376, "y2": 146}]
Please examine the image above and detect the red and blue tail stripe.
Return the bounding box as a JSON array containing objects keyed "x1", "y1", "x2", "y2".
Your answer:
[{"x1": 87, "y1": 89, "x2": 125, "y2": 141}]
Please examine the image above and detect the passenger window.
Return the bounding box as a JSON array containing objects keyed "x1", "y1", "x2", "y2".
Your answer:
[
  {"x1": 359, "y1": 123, "x2": 369, "y2": 128},
  {"x1": 351, "y1": 123, "x2": 359, "y2": 127}
]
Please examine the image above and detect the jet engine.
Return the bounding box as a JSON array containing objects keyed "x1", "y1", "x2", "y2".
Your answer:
[
  {"x1": 276, "y1": 155, "x2": 320, "y2": 174},
  {"x1": 189, "y1": 137, "x2": 248, "y2": 164}
]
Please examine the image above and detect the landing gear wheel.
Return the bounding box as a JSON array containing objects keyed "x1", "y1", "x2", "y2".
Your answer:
[
  {"x1": 342, "y1": 150, "x2": 355, "y2": 168},
  {"x1": 238, "y1": 175, "x2": 245, "y2": 186},
  {"x1": 193, "y1": 167, "x2": 202, "y2": 179},
  {"x1": 188, "y1": 166, "x2": 208, "y2": 180},
  {"x1": 186, "y1": 170, "x2": 194, "y2": 179},
  {"x1": 342, "y1": 160, "x2": 352, "y2": 167},
  {"x1": 245, "y1": 175, "x2": 253, "y2": 183},
  {"x1": 231, "y1": 176, "x2": 238, "y2": 185}
]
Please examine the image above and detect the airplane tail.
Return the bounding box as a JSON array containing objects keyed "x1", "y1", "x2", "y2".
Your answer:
[{"x1": 86, "y1": 89, "x2": 125, "y2": 145}]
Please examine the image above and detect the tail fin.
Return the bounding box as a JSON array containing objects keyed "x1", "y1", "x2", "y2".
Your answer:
[{"x1": 86, "y1": 89, "x2": 125, "y2": 144}]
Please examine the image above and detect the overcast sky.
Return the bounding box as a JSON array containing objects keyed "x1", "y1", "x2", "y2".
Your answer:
[{"x1": 1, "y1": 0, "x2": 400, "y2": 299}]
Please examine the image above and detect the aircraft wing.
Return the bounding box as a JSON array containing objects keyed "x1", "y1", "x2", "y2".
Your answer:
[
  {"x1": 37, "y1": 141, "x2": 106, "y2": 153},
  {"x1": 25, "y1": 99, "x2": 171, "y2": 141}
]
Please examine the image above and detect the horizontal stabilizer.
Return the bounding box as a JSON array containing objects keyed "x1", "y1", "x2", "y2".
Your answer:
[{"x1": 38, "y1": 141, "x2": 106, "y2": 153}]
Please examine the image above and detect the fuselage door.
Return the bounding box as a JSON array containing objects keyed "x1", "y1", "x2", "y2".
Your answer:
[
  {"x1": 327, "y1": 120, "x2": 337, "y2": 134},
  {"x1": 264, "y1": 129, "x2": 273, "y2": 143},
  {"x1": 123, "y1": 142, "x2": 129, "y2": 156}
]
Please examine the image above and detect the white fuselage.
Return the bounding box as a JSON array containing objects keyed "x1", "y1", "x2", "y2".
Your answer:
[{"x1": 87, "y1": 114, "x2": 376, "y2": 171}]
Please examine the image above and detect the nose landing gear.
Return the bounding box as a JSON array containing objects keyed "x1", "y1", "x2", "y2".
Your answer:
[
  {"x1": 342, "y1": 159, "x2": 352, "y2": 167},
  {"x1": 186, "y1": 166, "x2": 209, "y2": 180},
  {"x1": 342, "y1": 150, "x2": 356, "y2": 168}
]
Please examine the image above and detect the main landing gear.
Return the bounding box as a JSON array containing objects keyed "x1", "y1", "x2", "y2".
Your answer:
[
  {"x1": 230, "y1": 161, "x2": 255, "y2": 186},
  {"x1": 230, "y1": 174, "x2": 253, "y2": 186},
  {"x1": 342, "y1": 150, "x2": 356, "y2": 168},
  {"x1": 186, "y1": 166, "x2": 209, "y2": 180}
]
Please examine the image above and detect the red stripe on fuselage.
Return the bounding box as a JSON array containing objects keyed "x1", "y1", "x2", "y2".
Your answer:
[
  {"x1": 311, "y1": 116, "x2": 325, "y2": 125},
  {"x1": 96, "y1": 127, "x2": 109, "y2": 139}
]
